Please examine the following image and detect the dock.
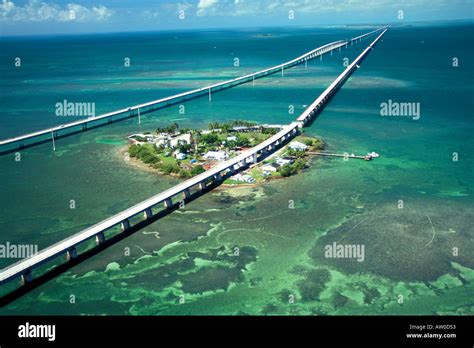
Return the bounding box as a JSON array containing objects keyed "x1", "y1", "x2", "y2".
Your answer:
[{"x1": 308, "y1": 152, "x2": 380, "y2": 161}]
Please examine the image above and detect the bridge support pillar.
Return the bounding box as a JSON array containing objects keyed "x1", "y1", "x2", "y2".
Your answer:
[
  {"x1": 182, "y1": 189, "x2": 191, "y2": 200},
  {"x1": 21, "y1": 270, "x2": 32, "y2": 285},
  {"x1": 66, "y1": 247, "x2": 78, "y2": 261},
  {"x1": 121, "y1": 220, "x2": 130, "y2": 231},
  {"x1": 164, "y1": 198, "x2": 172, "y2": 209},
  {"x1": 95, "y1": 232, "x2": 105, "y2": 245},
  {"x1": 143, "y1": 208, "x2": 153, "y2": 219},
  {"x1": 214, "y1": 173, "x2": 222, "y2": 182},
  {"x1": 51, "y1": 131, "x2": 56, "y2": 152},
  {"x1": 198, "y1": 182, "x2": 206, "y2": 190},
  {"x1": 252, "y1": 153, "x2": 257, "y2": 164}
]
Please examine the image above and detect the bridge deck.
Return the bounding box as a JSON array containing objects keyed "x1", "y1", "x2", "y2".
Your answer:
[{"x1": 297, "y1": 28, "x2": 388, "y2": 123}]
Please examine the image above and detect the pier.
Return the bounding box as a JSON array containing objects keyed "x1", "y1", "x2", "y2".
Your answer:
[{"x1": 308, "y1": 152, "x2": 379, "y2": 161}]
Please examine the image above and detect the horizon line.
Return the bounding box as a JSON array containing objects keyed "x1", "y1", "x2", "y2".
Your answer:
[{"x1": 0, "y1": 18, "x2": 472, "y2": 39}]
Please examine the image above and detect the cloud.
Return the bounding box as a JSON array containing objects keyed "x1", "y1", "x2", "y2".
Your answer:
[
  {"x1": 197, "y1": 0, "x2": 219, "y2": 16},
  {"x1": 188, "y1": 0, "x2": 468, "y2": 18},
  {"x1": 0, "y1": 0, "x2": 113, "y2": 22}
]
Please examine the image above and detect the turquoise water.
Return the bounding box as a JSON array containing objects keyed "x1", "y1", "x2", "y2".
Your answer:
[{"x1": 0, "y1": 23, "x2": 473, "y2": 315}]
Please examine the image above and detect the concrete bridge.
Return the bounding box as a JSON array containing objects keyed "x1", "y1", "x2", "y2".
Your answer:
[
  {"x1": 0, "y1": 27, "x2": 388, "y2": 300},
  {"x1": 0, "y1": 28, "x2": 386, "y2": 155},
  {"x1": 297, "y1": 28, "x2": 388, "y2": 125}
]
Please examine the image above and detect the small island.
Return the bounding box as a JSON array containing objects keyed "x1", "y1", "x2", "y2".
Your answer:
[{"x1": 123, "y1": 120, "x2": 325, "y2": 185}]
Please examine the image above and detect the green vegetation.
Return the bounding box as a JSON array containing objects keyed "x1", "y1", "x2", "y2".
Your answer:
[
  {"x1": 129, "y1": 144, "x2": 159, "y2": 164},
  {"x1": 277, "y1": 158, "x2": 306, "y2": 177},
  {"x1": 156, "y1": 122, "x2": 179, "y2": 134},
  {"x1": 299, "y1": 136, "x2": 325, "y2": 150},
  {"x1": 208, "y1": 120, "x2": 257, "y2": 130},
  {"x1": 128, "y1": 121, "x2": 323, "y2": 182},
  {"x1": 196, "y1": 128, "x2": 271, "y2": 153},
  {"x1": 286, "y1": 148, "x2": 306, "y2": 159},
  {"x1": 191, "y1": 165, "x2": 206, "y2": 176}
]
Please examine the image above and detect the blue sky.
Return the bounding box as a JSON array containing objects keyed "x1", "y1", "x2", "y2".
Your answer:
[{"x1": 0, "y1": 0, "x2": 473, "y2": 36}]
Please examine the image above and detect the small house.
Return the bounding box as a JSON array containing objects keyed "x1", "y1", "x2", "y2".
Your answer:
[
  {"x1": 203, "y1": 150, "x2": 228, "y2": 161},
  {"x1": 288, "y1": 141, "x2": 308, "y2": 151},
  {"x1": 261, "y1": 163, "x2": 280, "y2": 172}
]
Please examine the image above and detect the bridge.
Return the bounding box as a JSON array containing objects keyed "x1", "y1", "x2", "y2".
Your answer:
[
  {"x1": 0, "y1": 27, "x2": 388, "y2": 299},
  {"x1": 298, "y1": 28, "x2": 388, "y2": 125},
  {"x1": 0, "y1": 28, "x2": 385, "y2": 155}
]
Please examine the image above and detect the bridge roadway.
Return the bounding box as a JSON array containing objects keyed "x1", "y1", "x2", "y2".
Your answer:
[
  {"x1": 297, "y1": 27, "x2": 388, "y2": 124},
  {"x1": 0, "y1": 27, "x2": 388, "y2": 287},
  {"x1": 0, "y1": 27, "x2": 385, "y2": 151}
]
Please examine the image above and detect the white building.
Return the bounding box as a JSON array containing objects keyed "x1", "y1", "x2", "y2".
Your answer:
[
  {"x1": 288, "y1": 141, "x2": 308, "y2": 151},
  {"x1": 276, "y1": 157, "x2": 294, "y2": 166},
  {"x1": 227, "y1": 136, "x2": 237, "y2": 142},
  {"x1": 232, "y1": 173, "x2": 255, "y2": 183},
  {"x1": 155, "y1": 135, "x2": 171, "y2": 148},
  {"x1": 203, "y1": 150, "x2": 228, "y2": 161},
  {"x1": 170, "y1": 133, "x2": 192, "y2": 148},
  {"x1": 175, "y1": 152, "x2": 187, "y2": 160},
  {"x1": 261, "y1": 163, "x2": 280, "y2": 172},
  {"x1": 128, "y1": 133, "x2": 156, "y2": 144},
  {"x1": 242, "y1": 175, "x2": 255, "y2": 183}
]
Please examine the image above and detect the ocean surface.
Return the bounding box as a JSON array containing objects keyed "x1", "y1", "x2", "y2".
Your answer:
[{"x1": 0, "y1": 22, "x2": 473, "y2": 315}]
